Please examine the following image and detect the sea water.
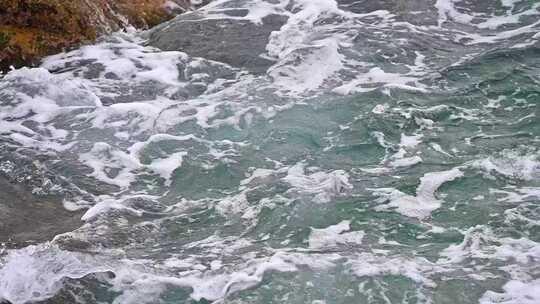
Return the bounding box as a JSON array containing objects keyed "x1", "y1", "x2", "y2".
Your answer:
[{"x1": 0, "y1": 0, "x2": 539, "y2": 303}]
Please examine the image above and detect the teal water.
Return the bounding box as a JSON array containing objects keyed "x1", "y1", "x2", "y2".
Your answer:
[{"x1": 0, "y1": 0, "x2": 539, "y2": 303}]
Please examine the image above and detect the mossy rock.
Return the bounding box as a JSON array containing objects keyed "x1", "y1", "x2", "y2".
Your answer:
[{"x1": 0, "y1": 0, "x2": 191, "y2": 73}]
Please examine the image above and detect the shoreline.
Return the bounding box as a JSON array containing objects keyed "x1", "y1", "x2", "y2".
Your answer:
[{"x1": 0, "y1": 0, "x2": 192, "y2": 73}]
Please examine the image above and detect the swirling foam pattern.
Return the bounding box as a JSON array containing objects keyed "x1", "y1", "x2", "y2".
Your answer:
[{"x1": 0, "y1": 0, "x2": 539, "y2": 303}]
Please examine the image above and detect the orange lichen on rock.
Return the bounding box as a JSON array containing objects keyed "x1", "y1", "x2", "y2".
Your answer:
[
  {"x1": 114, "y1": 0, "x2": 191, "y2": 28},
  {"x1": 0, "y1": 0, "x2": 191, "y2": 72}
]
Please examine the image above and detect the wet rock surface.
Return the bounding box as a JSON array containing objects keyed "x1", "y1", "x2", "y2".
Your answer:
[
  {"x1": 0, "y1": 147, "x2": 97, "y2": 249},
  {"x1": 148, "y1": 13, "x2": 288, "y2": 74},
  {"x1": 0, "y1": 175, "x2": 83, "y2": 249}
]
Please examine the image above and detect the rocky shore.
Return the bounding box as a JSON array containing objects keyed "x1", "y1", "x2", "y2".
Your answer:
[
  {"x1": 0, "y1": 0, "x2": 191, "y2": 73},
  {"x1": 0, "y1": 0, "x2": 205, "y2": 251}
]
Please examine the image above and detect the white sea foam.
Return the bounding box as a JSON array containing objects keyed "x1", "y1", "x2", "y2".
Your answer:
[
  {"x1": 146, "y1": 152, "x2": 187, "y2": 184},
  {"x1": 400, "y1": 134, "x2": 423, "y2": 148},
  {"x1": 3, "y1": 68, "x2": 102, "y2": 108},
  {"x1": 434, "y1": 0, "x2": 540, "y2": 45},
  {"x1": 79, "y1": 142, "x2": 141, "y2": 189},
  {"x1": 333, "y1": 67, "x2": 426, "y2": 95},
  {"x1": 42, "y1": 35, "x2": 189, "y2": 86},
  {"x1": 386, "y1": 134, "x2": 424, "y2": 168},
  {"x1": 262, "y1": 0, "x2": 428, "y2": 95},
  {"x1": 372, "y1": 168, "x2": 463, "y2": 219},
  {"x1": 0, "y1": 240, "x2": 469, "y2": 304},
  {"x1": 348, "y1": 253, "x2": 438, "y2": 287},
  {"x1": 435, "y1": 0, "x2": 474, "y2": 27},
  {"x1": 308, "y1": 221, "x2": 364, "y2": 249},
  {"x1": 283, "y1": 163, "x2": 352, "y2": 203},
  {"x1": 492, "y1": 187, "x2": 540, "y2": 203},
  {"x1": 1, "y1": 244, "x2": 296, "y2": 304},
  {"x1": 216, "y1": 162, "x2": 352, "y2": 222},
  {"x1": 435, "y1": 0, "x2": 540, "y2": 30},
  {"x1": 81, "y1": 198, "x2": 143, "y2": 221},
  {"x1": 0, "y1": 0, "x2": 539, "y2": 302},
  {"x1": 390, "y1": 156, "x2": 423, "y2": 168},
  {"x1": 480, "y1": 279, "x2": 540, "y2": 304},
  {"x1": 0, "y1": 68, "x2": 102, "y2": 151},
  {"x1": 265, "y1": 0, "x2": 347, "y2": 95},
  {"x1": 0, "y1": 245, "x2": 109, "y2": 304},
  {"x1": 78, "y1": 133, "x2": 242, "y2": 192},
  {"x1": 268, "y1": 37, "x2": 345, "y2": 95},
  {"x1": 440, "y1": 225, "x2": 540, "y2": 264},
  {"x1": 438, "y1": 225, "x2": 540, "y2": 304},
  {"x1": 215, "y1": 192, "x2": 251, "y2": 219},
  {"x1": 472, "y1": 149, "x2": 540, "y2": 181}
]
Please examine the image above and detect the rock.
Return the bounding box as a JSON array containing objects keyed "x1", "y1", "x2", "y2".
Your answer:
[
  {"x1": 0, "y1": 0, "x2": 192, "y2": 73},
  {"x1": 0, "y1": 146, "x2": 109, "y2": 249},
  {"x1": 0, "y1": 175, "x2": 84, "y2": 249},
  {"x1": 148, "y1": 13, "x2": 288, "y2": 74},
  {"x1": 337, "y1": 0, "x2": 438, "y2": 25}
]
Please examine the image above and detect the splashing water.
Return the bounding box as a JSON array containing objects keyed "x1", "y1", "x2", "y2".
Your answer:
[{"x1": 0, "y1": 0, "x2": 539, "y2": 303}]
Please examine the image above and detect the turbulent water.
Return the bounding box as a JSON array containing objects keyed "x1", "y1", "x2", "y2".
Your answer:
[{"x1": 0, "y1": 0, "x2": 540, "y2": 303}]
